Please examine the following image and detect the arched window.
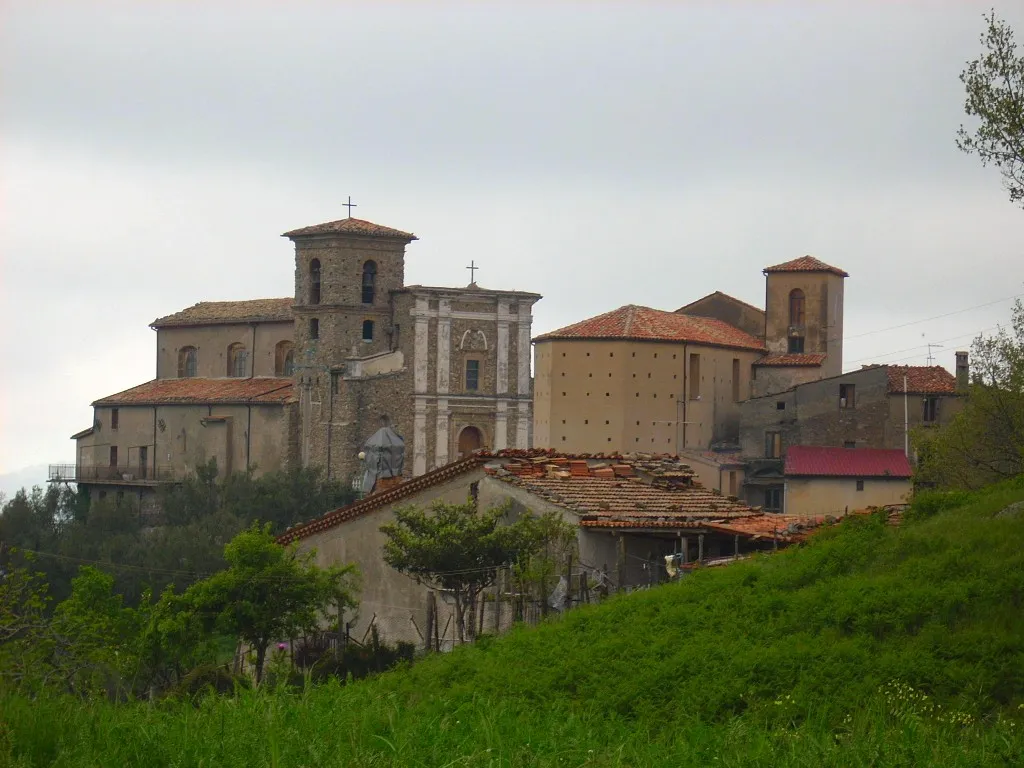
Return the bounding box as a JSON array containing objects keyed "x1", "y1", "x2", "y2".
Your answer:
[
  {"x1": 361, "y1": 260, "x2": 377, "y2": 304},
  {"x1": 227, "y1": 343, "x2": 247, "y2": 377},
  {"x1": 275, "y1": 340, "x2": 295, "y2": 376},
  {"x1": 362, "y1": 319, "x2": 374, "y2": 342},
  {"x1": 789, "y1": 289, "x2": 805, "y2": 327},
  {"x1": 309, "y1": 259, "x2": 321, "y2": 305},
  {"x1": 177, "y1": 346, "x2": 198, "y2": 378},
  {"x1": 458, "y1": 426, "x2": 484, "y2": 458}
]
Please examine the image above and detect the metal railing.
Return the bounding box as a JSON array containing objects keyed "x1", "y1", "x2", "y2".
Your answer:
[{"x1": 48, "y1": 464, "x2": 177, "y2": 484}]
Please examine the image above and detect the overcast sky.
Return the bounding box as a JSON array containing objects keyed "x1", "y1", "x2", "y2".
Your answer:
[{"x1": 2, "y1": 1, "x2": 1023, "y2": 478}]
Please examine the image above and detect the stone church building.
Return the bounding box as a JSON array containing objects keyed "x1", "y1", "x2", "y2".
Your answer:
[{"x1": 56, "y1": 214, "x2": 540, "y2": 510}]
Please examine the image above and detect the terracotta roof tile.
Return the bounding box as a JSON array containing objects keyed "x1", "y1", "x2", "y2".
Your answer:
[
  {"x1": 533, "y1": 305, "x2": 765, "y2": 352},
  {"x1": 784, "y1": 446, "x2": 912, "y2": 478},
  {"x1": 754, "y1": 353, "x2": 827, "y2": 367},
  {"x1": 151, "y1": 298, "x2": 293, "y2": 328},
  {"x1": 763, "y1": 255, "x2": 849, "y2": 277},
  {"x1": 93, "y1": 378, "x2": 293, "y2": 406},
  {"x1": 282, "y1": 217, "x2": 417, "y2": 240},
  {"x1": 885, "y1": 365, "x2": 957, "y2": 395}
]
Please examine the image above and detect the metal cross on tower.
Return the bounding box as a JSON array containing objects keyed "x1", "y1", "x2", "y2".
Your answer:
[
  {"x1": 343, "y1": 196, "x2": 357, "y2": 218},
  {"x1": 466, "y1": 260, "x2": 479, "y2": 284}
]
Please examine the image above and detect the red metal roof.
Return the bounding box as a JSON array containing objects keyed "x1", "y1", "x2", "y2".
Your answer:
[
  {"x1": 92, "y1": 378, "x2": 294, "y2": 406},
  {"x1": 784, "y1": 446, "x2": 912, "y2": 478},
  {"x1": 533, "y1": 305, "x2": 765, "y2": 351},
  {"x1": 754, "y1": 353, "x2": 827, "y2": 367},
  {"x1": 763, "y1": 255, "x2": 849, "y2": 277},
  {"x1": 282, "y1": 216, "x2": 417, "y2": 240},
  {"x1": 885, "y1": 365, "x2": 957, "y2": 395}
]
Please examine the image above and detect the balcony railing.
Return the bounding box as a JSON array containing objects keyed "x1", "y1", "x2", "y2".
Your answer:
[{"x1": 48, "y1": 464, "x2": 177, "y2": 484}]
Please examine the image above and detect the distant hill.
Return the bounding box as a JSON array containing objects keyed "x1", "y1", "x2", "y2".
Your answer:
[{"x1": 0, "y1": 464, "x2": 63, "y2": 500}]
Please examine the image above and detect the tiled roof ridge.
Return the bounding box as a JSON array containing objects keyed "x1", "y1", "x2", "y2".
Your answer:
[
  {"x1": 533, "y1": 304, "x2": 765, "y2": 352},
  {"x1": 754, "y1": 353, "x2": 827, "y2": 367},
  {"x1": 884, "y1": 364, "x2": 957, "y2": 395},
  {"x1": 282, "y1": 216, "x2": 418, "y2": 240},
  {"x1": 151, "y1": 298, "x2": 294, "y2": 328},
  {"x1": 92, "y1": 377, "x2": 293, "y2": 407},
  {"x1": 763, "y1": 255, "x2": 849, "y2": 278}
]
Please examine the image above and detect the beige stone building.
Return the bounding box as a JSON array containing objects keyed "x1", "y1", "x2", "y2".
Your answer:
[
  {"x1": 781, "y1": 446, "x2": 913, "y2": 516},
  {"x1": 279, "y1": 450, "x2": 824, "y2": 647},
  {"x1": 58, "y1": 299, "x2": 298, "y2": 513}
]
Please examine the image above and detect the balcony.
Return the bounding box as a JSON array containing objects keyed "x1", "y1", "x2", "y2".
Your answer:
[{"x1": 48, "y1": 464, "x2": 177, "y2": 485}]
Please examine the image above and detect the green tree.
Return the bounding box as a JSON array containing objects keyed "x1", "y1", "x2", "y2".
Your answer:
[
  {"x1": 0, "y1": 557, "x2": 53, "y2": 692},
  {"x1": 957, "y1": 11, "x2": 1024, "y2": 208},
  {"x1": 381, "y1": 499, "x2": 555, "y2": 643},
  {"x1": 915, "y1": 299, "x2": 1024, "y2": 488},
  {"x1": 181, "y1": 524, "x2": 357, "y2": 683}
]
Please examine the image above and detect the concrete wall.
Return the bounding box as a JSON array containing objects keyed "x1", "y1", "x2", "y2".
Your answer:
[
  {"x1": 764, "y1": 271, "x2": 844, "y2": 380},
  {"x1": 677, "y1": 451, "x2": 745, "y2": 496},
  {"x1": 156, "y1": 322, "x2": 294, "y2": 379},
  {"x1": 785, "y1": 476, "x2": 911, "y2": 516},
  {"x1": 533, "y1": 339, "x2": 760, "y2": 453},
  {"x1": 751, "y1": 364, "x2": 826, "y2": 399},
  {"x1": 677, "y1": 293, "x2": 765, "y2": 339}
]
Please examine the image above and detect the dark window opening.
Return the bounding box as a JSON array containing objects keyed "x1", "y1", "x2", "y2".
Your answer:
[
  {"x1": 789, "y1": 289, "x2": 805, "y2": 326},
  {"x1": 361, "y1": 260, "x2": 377, "y2": 304},
  {"x1": 331, "y1": 372, "x2": 340, "y2": 395},
  {"x1": 309, "y1": 318, "x2": 319, "y2": 340},
  {"x1": 689, "y1": 353, "x2": 701, "y2": 399},
  {"x1": 844, "y1": 441, "x2": 856, "y2": 449},
  {"x1": 109, "y1": 446, "x2": 118, "y2": 466},
  {"x1": 177, "y1": 346, "x2": 198, "y2": 378},
  {"x1": 275, "y1": 341, "x2": 295, "y2": 376},
  {"x1": 776, "y1": 401, "x2": 785, "y2": 411},
  {"x1": 465, "y1": 359, "x2": 480, "y2": 390},
  {"x1": 840, "y1": 383, "x2": 855, "y2": 409},
  {"x1": 309, "y1": 258, "x2": 322, "y2": 305},
  {"x1": 764, "y1": 487, "x2": 783, "y2": 513},
  {"x1": 856, "y1": 480, "x2": 865, "y2": 491},
  {"x1": 732, "y1": 358, "x2": 741, "y2": 402},
  {"x1": 111, "y1": 408, "x2": 119, "y2": 430},
  {"x1": 788, "y1": 336, "x2": 805, "y2": 354},
  {"x1": 923, "y1": 396, "x2": 939, "y2": 423},
  {"x1": 765, "y1": 431, "x2": 782, "y2": 458},
  {"x1": 362, "y1": 319, "x2": 374, "y2": 342},
  {"x1": 227, "y1": 343, "x2": 248, "y2": 377}
]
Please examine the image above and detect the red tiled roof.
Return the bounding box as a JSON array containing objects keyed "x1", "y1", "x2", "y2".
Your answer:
[
  {"x1": 282, "y1": 217, "x2": 417, "y2": 240},
  {"x1": 533, "y1": 305, "x2": 765, "y2": 351},
  {"x1": 581, "y1": 513, "x2": 830, "y2": 543},
  {"x1": 886, "y1": 365, "x2": 957, "y2": 395},
  {"x1": 763, "y1": 255, "x2": 849, "y2": 277},
  {"x1": 93, "y1": 378, "x2": 294, "y2": 406},
  {"x1": 152, "y1": 298, "x2": 293, "y2": 328},
  {"x1": 754, "y1": 353, "x2": 827, "y2": 367},
  {"x1": 784, "y1": 446, "x2": 912, "y2": 478}
]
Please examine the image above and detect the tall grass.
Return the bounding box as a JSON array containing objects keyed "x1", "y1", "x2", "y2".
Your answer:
[{"x1": 4, "y1": 477, "x2": 1024, "y2": 767}]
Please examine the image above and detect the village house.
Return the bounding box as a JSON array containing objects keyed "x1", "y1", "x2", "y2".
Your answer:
[
  {"x1": 278, "y1": 449, "x2": 831, "y2": 648},
  {"x1": 781, "y1": 446, "x2": 913, "y2": 516}
]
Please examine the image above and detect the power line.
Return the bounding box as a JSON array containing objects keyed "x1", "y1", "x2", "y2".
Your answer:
[
  {"x1": 841, "y1": 293, "x2": 1022, "y2": 342},
  {"x1": 12, "y1": 547, "x2": 212, "y2": 579},
  {"x1": 845, "y1": 324, "x2": 1002, "y2": 366}
]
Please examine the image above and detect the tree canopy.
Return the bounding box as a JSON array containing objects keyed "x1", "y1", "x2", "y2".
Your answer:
[{"x1": 957, "y1": 11, "x2": 1024, "y2": 208}]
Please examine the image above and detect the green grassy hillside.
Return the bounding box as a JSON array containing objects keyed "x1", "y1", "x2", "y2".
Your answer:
[{"x1": 4, "y1": 479, "x2": 1024, "y2": 767}]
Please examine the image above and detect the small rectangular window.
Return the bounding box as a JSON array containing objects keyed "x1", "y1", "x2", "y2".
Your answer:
[
  {"x1": 362, "y1": 319, "x2": 374, "y2": 342},
  {"x1": 109, "y1": 446, "x2": 118, "y2": 467},
  {"x1": 111, "y1": 408, "x2": 119, "y2": 430},
  {"x1": 856, "y1": 480, "x2": 865, "y2": 491},
  {"x1": 732, "y1": 358, "x2": 741, "y2": 402},
  {"x1": 776, "y1": 401, "x2": 785, "y2": 411},
  {"x1": 728, "y1": 471, "x2": 737, "y2": 496},
  {"x1": 788, "y1": 336, "x2": 805, "y2": 354},
  {"x1": 309, "y1": 318, "x2": 319, "y2": 340},
  {"x1": 465, "y1": 359, "x2": 480, "y2": 390},
  {"x1": 923, "y1": 396, "x2": 939, "y2": 423},
  {"x1": 764, "y1": 487, "x2": 782, "y2": 513},
  {"x1": 844, "y1": 441, "x2": 856, "y2": 449},
  {"x1": 765, "y1": 431, "x2": 782, "y2": 458},
  {"x1": 839, "y1": 383, "x2": 855, "y2": 408},
  {"x1": 689, "y1": 353, "x2": 701, "y2": 399},
  {"x1": 331, "y1": 372, "x2": 340, "y2": 395}
]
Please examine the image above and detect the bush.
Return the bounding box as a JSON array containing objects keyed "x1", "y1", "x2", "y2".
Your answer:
[{"x1": 171, "y1": 664, "x2": 250, "y2": 700}]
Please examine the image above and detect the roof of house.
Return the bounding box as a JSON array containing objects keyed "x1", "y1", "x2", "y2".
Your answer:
[
  {"x1": 278, "y1": 450, "x2": 762, "y2": 544},
  {"x1": 674, "y1": 291, "x2": 765, "y2": 316},
  {"x1": 581, "y1": 513, "x2": 832, "y2": 544},
  {"x1": 754, "y1": 353, "x2": 827, "y2": 367},
  {"x1": 70, "y1": 426, "x2": 95, "y2": 440},
  {"x1": 784, "y1": 446, "x2": 912, "y2": 479},
  {"x1": 763, "y1": 255, "x2": 849, "y2": 278},
  {"x1": 282, "y1": 216, "x2": 418, "y2": 240},
  {"x1": 885, "y1": 365, "x2": 957, "y2": 395},
  {"x1": 92, "y1": 378, "x2": 294, "y2": 407},
  {"x1": 533, "y1": 305, "x2": 765, "y2": 351},
  {"x1": 151, "y1": 298, "x2": 294, "y2": 328}
]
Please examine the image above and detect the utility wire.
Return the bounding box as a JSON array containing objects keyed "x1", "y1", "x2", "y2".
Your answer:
[
  {"x1": 845, "y1": 324, "x2": 1003, "y2": 366},
  {"x1": 841, "y1": 293, "x2": 1021, "y2": 342}
]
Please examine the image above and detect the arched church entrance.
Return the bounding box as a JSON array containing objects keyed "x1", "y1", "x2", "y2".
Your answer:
[{"x1": 457, "y1": 426, "x2": 484, "y2": 458}]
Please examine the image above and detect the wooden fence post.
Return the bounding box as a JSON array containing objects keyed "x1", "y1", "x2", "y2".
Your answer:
[{"x1": 425, "y1": 592, "x2": 435, "y2": 653}]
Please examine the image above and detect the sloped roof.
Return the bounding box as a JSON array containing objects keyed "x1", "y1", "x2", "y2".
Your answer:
[
  {"x1": 675, "y1": 291, "x2": 765, "y2": 316},
  {"x1": 754, "y1": 353, "x2": 827, "y2": 367},
  {"x1": 282, "y1": 217, "x2": 417, "y2": 240},
  {"x1": 151, "y1": 299, "x2": 293, "y2": 328},
  {"x1": 885, "y1": 365, "x2": 957, "y2": 395},
  {"x1": 763, "y1": 255, "x2": 849, "y2": 277},
  {"x1": 93, "y1": 378, "x2": 294, "y2": 406},
  {"x1": 784, "y1": 446, "x2": 912, "y2": 479},
  {"x1": 533, "y1": 305, "x2": 765, "y2": 351}
]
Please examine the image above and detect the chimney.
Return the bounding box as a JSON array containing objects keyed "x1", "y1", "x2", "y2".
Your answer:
[{"x1": 955, "y1": 351, "x2": 969, "y2": 391}]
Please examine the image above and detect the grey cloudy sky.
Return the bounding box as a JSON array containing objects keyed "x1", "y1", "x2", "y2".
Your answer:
[{"x1": 2, "y1": 1, "x2": 1023, "y2": 477}]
